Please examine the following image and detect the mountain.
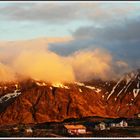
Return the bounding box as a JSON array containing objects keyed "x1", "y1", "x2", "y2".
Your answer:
[
  {"x1": 105, "y1": 69, "x2": 140, "y2": 117},
  {"x1": 0, "y1": 70, "x2": 139, "y2": 125}
]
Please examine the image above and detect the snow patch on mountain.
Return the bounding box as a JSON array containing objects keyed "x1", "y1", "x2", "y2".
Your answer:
[
  {"x1": 107, "y1": 77, "x2": 124, "y2": 100},
  {"x1": 133, "y1": 88, "x2": 140, "y2": 98},
  {"x1": 52, "y1": 83, "x2": 69, "y2": 89},
  {"x1": 107, "y1": 70, "x2": 140, "y2": 100},
  {"x1": 79, "y1": 88, "x2": 82, "y2": 93},
  {"x1": 117, "y1": 86, "x2": 126, "y2": 97},
  {"x1": 0, "y1": 90, "x2": 21, "y2": 104},
  {"x1": 75, "y1": 82, "x2": 85, "y2": 86},
  {"x1": 137, "y1": 82, "x2": 140, "y2": 88},
  {"x1": 36, "y1": 81, "x2": 47, "y2": 86},
  {"x1": 85, "y1": 85, "x2": 95, "y2": 90},
  {"x1": 95, "y1": 88, "x2": 101, "y2": 93}
]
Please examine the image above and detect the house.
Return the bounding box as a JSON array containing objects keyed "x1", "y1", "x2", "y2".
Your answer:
[
  {"x1": 123, "y1": 120, "x2": 128, "y2": 127},
  {"x1": 25, "y1": 127, "x2": 33, "y2": 134},
  {"x1": 95, "y1": 122, "x2": 106, "y2": 130},
  {"x1": 134, "y1": 113, "x2": 140, "y2": 118},
  {"x1": 110, "y1": 123, "x2": 116, "y2": 127},
  {"x1": 63, "y1": 124, "x2": 86, "y2": 135},
  {"x1": 110, "y1": 119, "x2": 128, "y2": 128},
  {"x1": 12, "y1": 126, "x2": 19, "y2": 132}
]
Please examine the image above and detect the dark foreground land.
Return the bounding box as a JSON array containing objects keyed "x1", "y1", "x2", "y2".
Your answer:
[{"x1": 0, "y1": 116, "x2": 140, "y2": 137}]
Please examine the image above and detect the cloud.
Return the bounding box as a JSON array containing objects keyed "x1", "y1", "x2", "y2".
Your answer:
[
  {"x1": 0, "y1": 37, "x2": 72, "y2": 63},
  {"x1": 0, "y1": 2, "x2": 139, "y2": 83},
  {"x1": 0, "y1": 38, "x2": 129, "y2": 83},
  {"x1": 0, "y1": 63, "x2": 16, "y2": 82},
  {"x1": 68, "y1": 49, "x2": 130, "y2": 82},
  {"x1": 0, "y1": 3, "x2": 139, "y2": 24},
  {"x1": 49, "y1": 17, "x2": 140, "y2": 70},
  {"x1": 12, "y1": 50, "x2": 75, "y2": 83},
  {"x1": 67, "y1": 49, "x2": 114, "y2": 81},
  {"x1": 0, "y1": 3, "x2": 79, "y2": 24},
  {"x1": 0, "y1": 37, "x2": 75, "y2": 83}
]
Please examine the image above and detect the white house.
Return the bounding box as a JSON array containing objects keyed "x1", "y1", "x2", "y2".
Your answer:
[
  {"x1": 123, "y1": 121, "x2": 128, "y2": 127},
  {"x1": 118, "y1": 120, "x2": 128, "y2": 127},
  {"x1": 110, "y1": 123, "x2": 116, "y2": 127},
  {"x1": 134, "y1": 113, "x2": 140, "y2": 118},
  {"x1": 137, "y1": 113, "x2": 140, "y2": 118},
  {"x1": 95, "y1": 122, "x2": 106, "y2": 130},
  {"x1": 12, "y1": 126, "x2": 19, "y2": 132},
  {"x1": 25, "y1": 127, "x2": 33, "y2": 133},
  {"x1": 110, "y1": 120, "x2": 128, "y2": 128},
  {"x1": 64, "y1": 124, "x2": 86, "y2": 135}
]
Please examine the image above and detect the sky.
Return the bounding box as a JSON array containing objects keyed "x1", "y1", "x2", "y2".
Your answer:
[
  {"x1": 0, "y1": 2, "x2": 140, "y2": 83},
  {"x1": 0, "y1": 2, "x2": 140, "y2": 40}
]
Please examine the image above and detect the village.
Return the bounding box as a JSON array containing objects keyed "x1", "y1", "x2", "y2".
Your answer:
[{"x1": 0, "y1": 114, "x2": 140, "y2": 137}]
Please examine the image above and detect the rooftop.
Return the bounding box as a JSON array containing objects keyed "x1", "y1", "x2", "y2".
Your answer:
[{"x1": 64, "y1": 124, "x2": 86, "y2": 130}]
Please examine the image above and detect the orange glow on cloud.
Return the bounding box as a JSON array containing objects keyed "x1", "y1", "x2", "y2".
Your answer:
[{"x1": 0, "y1": 37, "x2": 128, "y2": 83}]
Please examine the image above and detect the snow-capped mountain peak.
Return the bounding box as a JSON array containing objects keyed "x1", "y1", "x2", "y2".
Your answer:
[{"x1": 106, "y1": 70, "x2": 140, "y2": 101}]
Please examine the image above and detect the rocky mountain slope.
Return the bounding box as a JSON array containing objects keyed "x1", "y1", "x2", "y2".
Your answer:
[{"x1": 0, "y1": 70, "x2": 139, "y2": 125}]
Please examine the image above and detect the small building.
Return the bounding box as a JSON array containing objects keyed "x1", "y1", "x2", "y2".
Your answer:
[
  {"x1": 123, "y1": 120, "x2": 128, "y2": 127},
  {"x1": 134, "y1": 113, "x2": 140, "y2": 118},
  {"x1": 63, "y1": 124, "x2": 86, "y2": 135},
  {"x1": 110, "y1": 123, "x2": 116, "y2": 127},
  {"x1": 95, "y1": 122, "x2": 106, "y2": 130},
  {"x1": 12, "y1": 126, "x2": 19, "y2": 132},
  {"x1": 25, "y1": 127, "x2": 33, "y2": 134},
  {"x1": 110, "y1": 119, "x2": 128, "y2": 128}
]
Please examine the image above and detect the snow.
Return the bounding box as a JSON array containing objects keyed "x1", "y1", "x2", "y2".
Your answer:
[
  {"x1": 42, "y1": 82, "x2": 47, "y2": 86},
  {"x1": 0, "y1": 90, "x2": 21, "y2": 104},
  {"x1": 52, "y1": 83, "x2": 69, "y2": 89},
  {"x1": 137, "y1": 82, "x2": 140, "y2": 88},
  {"x1": 117, "y1": 106, "x2": 120, "y2": 112},
  {"x1": 107, "y1": 72, "x2": 139, "y2": 100},
  {"x1": 117, "y1": 86, "x2": 126, "y2": 97},
  {"x1": 132, "y1": 72, "x2": 140, "y2": 98},
  {"x1": 124, "y1": 73, "x2": 138, "y2": 93},
  {"x1": 76, "y1": 84, "x2": 96, "y2": 90},
  {"x1": 125, "y1": 74, "x2": 132, "y2": 84},
  {"x1": 36, "y1": 81, "x2": 47, "y2": 86},
  {"x1": 134, "y1": 72, "x2": 138, "y2": 79},
  {"x1": 95, "y1": 88, "x2": 101, "y2": 93},
  {"x1": 15, "y1": 84, "x2": 18, "y2": 89},
  {"x1": 124, "y1": 80, "x2": 133, "y2": 93},
  {"x1": 79, "y1": 88, "x2": 82, "y2": 93},
  {"x1": 130, "y1": 72, "x2": 135, "y2": 78},
  {"x1": 26, "y1": 128, "x2": 33, "y2": 133},
  {"x1": 133, "y1": 88, "x2": 140, "y2": 98},
  {"x1": 75, "y1": 82, "x2": 85, "y2": 86},
  {"x1": 117, "y1": 72, "x2": 139, "y2": 98},
  {"x1": 4, "y1": 86, "x2": 7, "y2": 90},
  {"x1": 85, "y1": 85, "x2": 95, "y2": 90},
  {"x1": 107, "y1": 77, "x2": 124, "y2": 100}
]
